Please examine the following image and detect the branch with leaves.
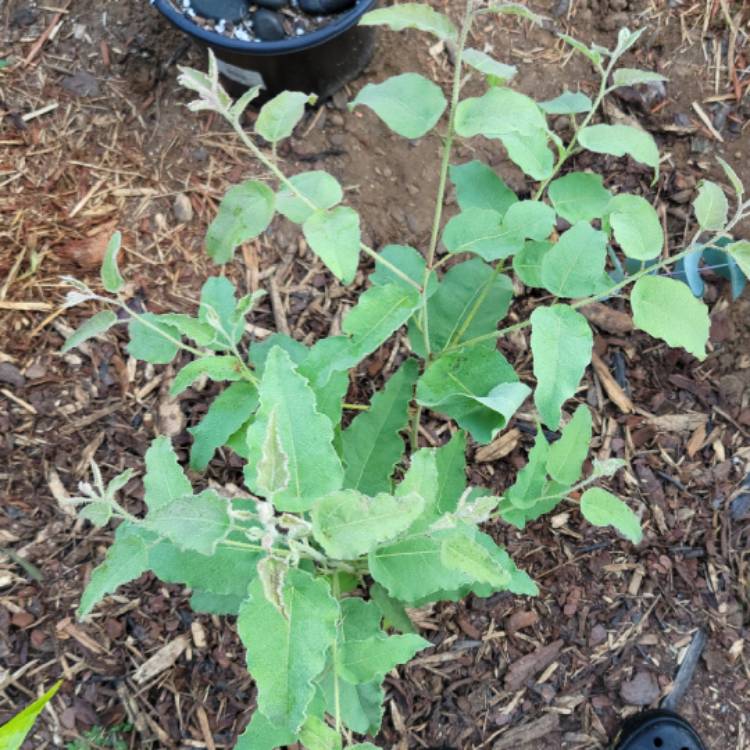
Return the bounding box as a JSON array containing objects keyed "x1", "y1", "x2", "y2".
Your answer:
[{"x1": 59, "y1": 3, "x2": 750, "y2": 749}]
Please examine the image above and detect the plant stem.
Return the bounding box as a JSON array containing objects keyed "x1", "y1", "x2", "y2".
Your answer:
[
  {"x1": 229, "y1": 120, "x2": 422, "y2": 293},
  {"x1": 410, "y1": 403, "x2": 422, "y2": 453},
  {"x1": 419, "y1": 0, "x2": 476, "y2": 357},
  {"x1": 332, "y1": 574, "x2": 342, "y2": 735}
]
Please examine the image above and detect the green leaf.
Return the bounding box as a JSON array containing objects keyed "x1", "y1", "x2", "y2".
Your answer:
[
  {"x1": 0, "y1": 680, "x2": 62, "y2": 750},
  {"x1": 395, "y1": 448, "x2": 439, "y2": 530},
  {"x1": 170, "y1": 355, "x2": 244, "y2": 396},
  {"x1": 592, "y1": 457, "x2": 627, "y2": 478},
  {"x1": 539, "y1": 91, "x2": 593, "y2": 115},
  {"x1": 546, "y1": 404, "x2": 592, "y2": 485},
  {"x1": 440, "y1": 532, "x2": 512, "y2": 587},
  {"x1": 237, "y1": 568, "x2": 339, "y2": 733},
  {"x1": 143, "y1": 436, "x2": 192, "y2": 512},
  {"x1": 612, "y1": 68, "x2": 668, "y2": 87},
  {"x1": 101, "y1": 231, "x2": 124, "y2": 293},
  {"x1": 631, "y1": 276, "x2": 709, "y2": 360},
  {"x1": 370, "y1": 582, "x2": 415, "y2": 634},
  {"x1": 442, "y1": 208, "x2": 522, "y2": 261},
  {"x1": 578, "y1": 124, "x2": 660, "y2": 171},
  {"x1": 505, "y1": 431, "x2": 550, "y2": 509},
  {"x1": 416, "y1": 344, "x2": 529, "y2": 444},
  {"x1": 255, "y1": 91, "x2": 315, "y2": 143},
  {"x1": 503, "y1": 200, "x2": 556, "y2": 242},
  {"x1": 559, "y1": 33, "x2": 603, "y2": 67},
  {"x1": 448, "y1": 160, "x2": 518, "y2": 215},
  {"x1": 127, "y1": 313, "x2": 180, "y2": 364},
  {"x1": 580, "y1": 487, "x2": 642, "y2": 543},
  {"x1": 411, "y1": 258, "x2": 513, "y2": 356},
  {"x1": 541, "y1": 222, "x2": 609, "y2": 297},
  {"x1": 613, "y1": 27, "x2": 646, "y2": 57},
  {"x1": 342, "y1": 359, "x2": 418, "y2": 494},
  {"x1": 607, "y1": 194, "x2": 663, "y2": 261},
  {"x1": 145, "y1": 489, "x2": 230, "y2": 555},
  {"x1": 277, "y1": 170, "x2": 343, "y2": 224},
  {"x1": 303, "y1": 206, "x2": 361, "y2": 283},
  {"x1": 234, "y1": 710, "x2": 296, "y2": 750},
  {"x1": 189, "y1": 382, "x2": 259, "y2": 470},
  {"x1": 198, "y1": 276, "x2": 244, "y2": 349},
  {"x1": 726, "y1": 239, "x2": 750, "y2": 279},
  {"x1": 312, "y1": 490, "x2": 425, "y2": 559},
  {"x1": 512, "y1": 241, "x2": 552, "y2": 288},
  {"x1": 435, "y1": 431, "x2": 467, "y2": 515},
  {"x1": 338, "y1": 628, "x2": 429, "y2": 684},
  {"x1": 462, "y1": 48, "x2": 517, "y2": 80},
  {"x1": 359, "y1": 3, "x2": 457, "y2": 42},
  {"x1": 157, "y1": 313, "x2": 214, "y2": 347},
  {"x1": 548, "y1": 172, "x2": 612, "y2": 224},
  {"x1": 350, "y1": 73, "x2": 447, "y2": 139},
  {"x1": 62, "y1": 310, "x2": 118, "y2": 353},
  {"x1": 255, "y1": 408, "x2": 290, "y2": 499},
  {"x1": 342, "y1": 283, "x2": 421, "y2": 360},
  {"x1": 299, "y1": 716, "x2": 341, "y2": 750},
  {"x1": 318, "y1": 667, "x2": 383, "y2": 735},
  {"x1": 370, "y1": 244, "x2": 436, "y2": 295},
  {"x1": 716, "y1": 156, "x2": 744, "y2": 198},
  {"x1": 693, "y1": 180, "x2": 728, "y2": 230},
  {"x1": 78, "y1": 523, "x2": 148, "y2": 618},
  {"x1": 530, "y1": 305, "x2": 593, "y2": 429},
  {"x1": 501, "y1": 129, "x2": 556, "y2": 180},
  {"x1": 205, "y1": 180, "x2": 276, "y2": 264},
  {"x1": 245, "y1": 347, "x2": 343, "y2": 511},
  {"x1": 455, "y1": 87, "x2": 547, "y2": 138}
]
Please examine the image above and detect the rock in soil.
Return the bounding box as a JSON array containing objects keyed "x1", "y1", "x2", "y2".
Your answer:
[
  {"x1": 252, "y1": 9, "x2": 286, "y2": 40},
  {"x1": 299, "y1": 0, "x2": 356, "y2": 13},
  {"x1": 62, "y1": 71, "x2": 100, "y2": 97},
  {"x1": 173, "y1": 193, "x2": 194, "y2": 223},
  {"x1": 191, "y1": 0, "x2": 249, "y2": 22},
  {"x1": 0, "y1": 363, "x2": 25, "y2": 388},
  {"x1": 620, "y1": 670, "x2": 660, "y2": 705}
]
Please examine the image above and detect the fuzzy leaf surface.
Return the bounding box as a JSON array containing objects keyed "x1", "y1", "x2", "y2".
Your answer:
[
  {"x1": 277, "y1": 170, "x2": 343, "y2": 224},
  {"x1": 448, "y1": 160, "x2": 518, "y2": 215},
  {"x1": 143, "y1": 436, "x2": 193, "y2": 511},
  {"x1": 62, "y1": 310, "x2": 118, "y2": 353},
  {"x1": 442, "y1": 207, "x2": 522, "y2": 261},
  {"x1": 463, "y1": 48, "x2": 517, "y2": 80},
  {"x1": 342, "y1": 359, "x2": 418, "y2": 493},
  {"x1": 127, "y1": 313, "x2": 181, "y2": 364},
  {"x1": 435, "y1": 431, "x2": 467, "y2": 515},
  {"x1": 440, "y1": 532, "x2": 512, "y2": 588},
  {"x1": 255, "y1": 91, "x2": 314, "y2": 143},
  {"x1": 351, "y1": 73, "x2": 447, "y2": 139},
  {"x1": 359, "y1": 3, "x2": 457, "y2": 41},
  {"x1": 541, "y1": 222, "x2": 609, "y2": 297},
  {"x1": 170, "y1": 356, "x2": 244, "y2": 396},
  {"x1": 303, "y1": 206, "x2": 360, "y2": 284},
  {"x1": 205, "y1": 181, "x2": 275, "y2": 264},
  {"x1": 245, "y1": 347, "x2": 343, "y2": 511},
  {"x1": 505, "y1": 431, "x2": 550, "y2": 510},
  {"x1": 101, "y1": 231, "x2": 124, "y2": 293},
  {"x1": 503, "y1": 200, "x2": 556, "y2": 242},
  {"x1": 578, "y1": 124, "x2": 659, "y2": 170},
  {"x1": 513, "y1": 241, "x2": 552, "y2": 288},
  {"x1": 546, "y1": 405, "x2": 592, "y2": 485},
  {"x1": 580, "y1": 487, "x2": 642, "y2": 543},
  {"x1": 693, "y1": 180, "x2": 728, "y2": 230},
  {"x1": 539, "y1": 91, "x2": 593, "y2": 114},
  {"x1": 548, "y1": 172, "x2": 612, "y2": 224},
  {"x1": 237, "y1": 569, "x2": 339, "y2": 733},
  {"x1": 530, "y1": 305, "x2": 593, "y2": 429},
  {"x1": 607, "y1": 194, "x2": 663, "y2": 260}
]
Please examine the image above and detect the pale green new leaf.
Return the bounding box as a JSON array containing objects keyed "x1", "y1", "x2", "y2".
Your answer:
[
  {"x1": 205, "y1": 180, "x2": 276, "y2": 264},
  {"x1": 558, "y1": 33, "x2": 603, "y2": 67},
  {"x1": 256, "y1": 408, "x2": 290, "y2": 499},
  {"x1": 234, "y1": 710, "x2": 296, "y2": 750},
  {"x1": 442, "y1": 208, "x2": 522, "y2": 261},
  {"x1": 463, "y1": 48, "x2": 517, "y2": 80},
  {"x1": 170, "y1": 355, "x2": 244, "y2": 396},
  {"x1": 541, "y1": 222, "x2": 609, "y2": 297},
  {"x1": 145, "y1": 489, "x2": 230, "y2": 555},
  {"x1": 299, "y1": 716, "x2": 341, "y2": 750},
  {"x1": 539, "y1": 91, "x2": 593, "y2": 114},
  {"x1": 311, "y1": 489, "x2": 425, "y2": 559},
  {"x1": 78, "y1": 523, "x2": 149, "y2": 618},
  {"x1": 716, "y1": 156, "x2": 744, "y2": 198},
  {"x1": 530, "y1": 305, "x2": 593, "y2": 429},
  {"x1": 0, "y1": 680, "x2": 62, "y2": 750},
  {"x1": 440, "y1": 532, "x2": 511, "y2": 587},
  {"x1": 245, "y1": 347, "x2": 343, "y2": 511},
  {"x1": 101, "y1": 231, "x2": 124, "y2": 293},
  {"x1": 343, "y1": 283, "x2": 421, "y2": 361},
  {"x1": 255, "y1": 91, "x2": 315, "y2": 143},
  {"x1": 62, "y1": 310, "x2": 118, "y2": 353},
  {"x1": 631, "y1": 276, "x2": 709, "y2": 360},
  {"x1": 578, "y1": 124, "x2": 660, "y2": 171},
  {"x1": 548, "y1": 172, "x2": 612, "y2": 224},
  {"x1": 448, "y1": 160, "x2": 518, "y2": 215},
  {"x1": 607, "y1": 194, "x2": 663, "y2": 260},
  {"x1": 303, "y1": 206, "x2": 361, "y2": 283},
  {"x1": 580, "y1": 487, "x2": 642, "y2": 543},
  {"x1": 342, "y1": 359, "x2": 418, "y2": 494},
  {"x1": 359, "y1": 3, "x2": 457, "y2": 42},
  {"x1": 128, "y1": 313, "x2": 181, "y2": 363},
  {"x1": 591, "y1": 457, "x2": 627, "y2": 478},
  {"x1": 143, "y1": 435, "x2": 192, "y2": 512},
  {"x1": 513, "y1": 241, "x2": 552, "y2": 288},
  {"x1": 277, "y1": 170, "x2": 343, "y2": 224},
  {"x1": 726, "y1": 240, "x2": 750, "y2": 279},
  {"x1": 612, "y1": 68, "x2": 668, "y2": 87},
  {"x1": 189, "y1": 382, "x2": 259, "y2": 470},
  {"x1": 237, "y1": 569, "x2": 339, "y2": 733},
  {"x1": 455, "y1": 87, "x2": 548, "y2": 138},
  {"x1": 693, "y1": 180, "x2": 728, "y2": 230},
  {"x1": 416, "y1": 344, "x2": 528, "y2": 444},
  {"x1": 350, "y1": 73, "x2": 447, "y2": 139},
  {"x1": 546, "y1": 404, "x2": 592, "y2": 485}
]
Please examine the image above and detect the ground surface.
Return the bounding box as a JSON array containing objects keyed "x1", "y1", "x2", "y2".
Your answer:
[{"x1": 1, "y1": 0, "x2": 749, "y2": 748}]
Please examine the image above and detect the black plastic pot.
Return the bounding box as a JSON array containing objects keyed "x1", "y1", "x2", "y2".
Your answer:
[
  {"x1": 152, "y1": 0, "x2": 377, "y2": 100},
  {"x1": 613, "y1": 710, "x2": 707, "y2": 750}
]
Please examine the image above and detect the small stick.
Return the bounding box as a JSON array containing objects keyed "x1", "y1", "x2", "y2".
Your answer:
[
  {"x1": 21, "y1": 0, "x2": 72, "y2": 67},
  {"x1": 692, "y1": 101, "x2": 725, "y2": 142},
  {"x1": 662, "y1": 628, "x2": 707, "y2": 711}
]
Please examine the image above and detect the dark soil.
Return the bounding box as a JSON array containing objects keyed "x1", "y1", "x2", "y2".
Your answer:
[{"x1": 1, "y1": 0, "x2": 749, "y2": 748}]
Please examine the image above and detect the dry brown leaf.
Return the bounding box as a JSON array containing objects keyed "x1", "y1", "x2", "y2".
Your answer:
[
  {"x1": 57, "y1": 220, "x2": 117, "y2": 268},
  {"x1": 646, "y1": 413, "x2": 708, "y2": 433}
]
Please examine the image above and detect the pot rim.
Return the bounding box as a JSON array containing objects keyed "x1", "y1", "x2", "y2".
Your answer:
[{"x1": 151, "y1": 0, "x2": 377, "y2": 55}]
